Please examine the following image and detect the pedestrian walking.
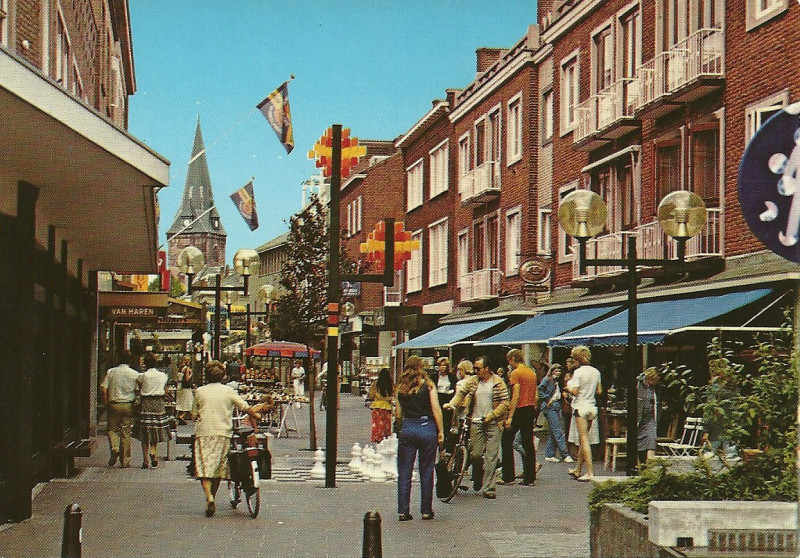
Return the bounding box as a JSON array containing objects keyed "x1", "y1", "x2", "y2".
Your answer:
[
  {"x1": 394, "y1": 361, "x2": 444, "y2": 521},
  {"x1": 500, "y1": 349, "x2": 539, "y2": 485},
  {"x1": 100, "y1": 351, "x2": 140, "y2": 468},
  {"x1": 565, "y1": 346, "x2": 602, "y2": 482},
  {"x1": 444, "y1": 356, "x2": 509, "y2": 499},
  {"x1": 136, "y1": 352, "x2": 170, "y2": 469},
  {"x1": 637, "y1": 367, "x2": 660, "y2": 465},
  {"x1": 291, "y1": 359, "x2": 306, "y2": 397},
  {"x1": 176, "y1": 355, "x2": 194, "y2": 424},
  {"x1": 539, "y1": 364, "x2": 573, "y2": 463},
  {"x1": 192, "y1": 360, "x2": 262, "y2": 517},
  {"x1": 431, "y1": 357, "x2": 457, "y2": 446},
  {"x1": 368, "y1": 367, "x2": 394, "y2": 442}
]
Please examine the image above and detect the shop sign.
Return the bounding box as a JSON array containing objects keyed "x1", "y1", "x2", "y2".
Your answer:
[
  {"x1": 157, "y1": 316, "x2": 203, "y2": 327},
  {"x1": 738, "y1": 102, "x2": 800, "y2": 262},
  {"x1": 108, "y1": 307, "x2": 157, "y2": 318},
  {"x1": 341, "y1": 281, "x2": 361, "y2": 298}
]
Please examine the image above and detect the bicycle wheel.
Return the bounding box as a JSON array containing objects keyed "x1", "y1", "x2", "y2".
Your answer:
[
  {"x1": 228, "y1": 480, "x2": 240, "y2": 508},
  {"x1": 440, "y1": 444, "x2": 468, "y2": 503},
  {"x1": 244, "y1": 460, "x2": 261, "y2": 517}
]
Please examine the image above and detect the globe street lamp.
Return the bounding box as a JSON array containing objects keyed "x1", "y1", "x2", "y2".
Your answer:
[
  {"x1": 177, "y1": 246, "x2": 259, "y2": 361},
  {"x1": 558, "y1": 189, "x2": 707, "y2": 475}
]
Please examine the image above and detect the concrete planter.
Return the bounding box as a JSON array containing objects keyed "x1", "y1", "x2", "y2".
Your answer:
[{"x1": 591, "y1": 501, "x2": 797, "y2": 557}]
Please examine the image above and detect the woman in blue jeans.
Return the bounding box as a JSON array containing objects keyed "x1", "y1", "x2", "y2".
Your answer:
[
  {"x1": 394, "y1": 357, "x2": 444, "y2": 521},
  {"x1": 539, "y1": 364, "x2": 572, "y2": 462}
]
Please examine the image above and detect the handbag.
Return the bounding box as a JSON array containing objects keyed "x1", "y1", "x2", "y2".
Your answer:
[{"x1": 435, "y1": 452, "x2": 453, "y2": 498}]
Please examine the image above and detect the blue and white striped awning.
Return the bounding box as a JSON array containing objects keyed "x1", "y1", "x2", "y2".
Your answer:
[
  {"x1": 549, "y1": 289, "x2": 775, "y2": 347},
  {"x1": 395, "y1": 319, "x2": 506, "y2": 349},
  {"x1": 476, "y1": 306, "x2": 619, "y2": 346}
]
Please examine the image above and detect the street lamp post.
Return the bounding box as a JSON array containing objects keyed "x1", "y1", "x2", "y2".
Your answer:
[
  {"x1": 558, "y1": 189, "x2": 707, "y2": 475},
  {"x1": 177, "y1": 246, "x2": 260, "y2": 361}
]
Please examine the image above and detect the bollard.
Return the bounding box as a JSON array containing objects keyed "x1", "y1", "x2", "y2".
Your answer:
[
  {"x1": 362, "y1": 510, "x2": 382, "y2": 558},
  {"x1": 61, "y1": 503, "x2": 82, "y2": 558}
]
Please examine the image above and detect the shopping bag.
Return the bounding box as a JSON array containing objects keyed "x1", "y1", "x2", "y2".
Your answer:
[{"x1": 435, "y1": 453, "x2": 453, "y2": 498}]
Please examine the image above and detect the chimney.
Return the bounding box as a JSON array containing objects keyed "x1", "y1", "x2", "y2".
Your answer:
[
  {"x1": 445, "y1": 89, "x2": 461, "y2": 109},
  {"x1": 476, "y1": 47, "x2": 506, "y2": 74}
]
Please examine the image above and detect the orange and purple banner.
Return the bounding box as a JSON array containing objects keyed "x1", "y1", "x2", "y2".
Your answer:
[
  {"x1": 230, "y1": 180, "x2": 259, "y2": 231},
  {"x1": 257, "y1": 81, "x2": 294, "y2": 154}
]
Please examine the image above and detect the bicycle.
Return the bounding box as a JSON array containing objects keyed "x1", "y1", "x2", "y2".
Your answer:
[
  {"x1": 227, "y1": 414, "x2": 265, "y2": 518},
  {"x1": 439, "y1": 415, "x2": 476, "y2": 503}
]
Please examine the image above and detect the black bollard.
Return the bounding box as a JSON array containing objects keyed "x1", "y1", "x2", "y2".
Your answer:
[
  {"x1": 362, "y1": 510, "x2": 382, "y2": 558},
  {"x1": 61, "y1": 503, "x2": 82, "y2": 558}
]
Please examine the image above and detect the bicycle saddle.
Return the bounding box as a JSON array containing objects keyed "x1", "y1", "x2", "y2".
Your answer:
[{"x1": 235, "y1": 425, "x2": 255, "y2": 438}]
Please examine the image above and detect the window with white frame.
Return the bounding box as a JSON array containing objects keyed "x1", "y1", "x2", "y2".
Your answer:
[
  {"x1": 505, "y1": 207, "x2": 522, "y2": 275},
  {"x1": 406, "y1": 230, "x2": 423, "y2": 293},
  {"x1": 406, "y1": 159, "x2": 423, "y2": 211},
  {"x1": 429, "y1": 140, "x2": 449, "y2": 198},
  {"x1": 746, "y1": 0, "x2": 787, "y2": 30},
  {"x1": 457, "y1": 230, "x2": 469, "y2": 287},
  {"x1": 507, "y1": 94, "x2": 523, "y2": 165},
  {"x1": 0, "y1": 0, "x2": 8, "y2": 46},
  {"x1": 488, "y1": 108, "x2": 502, "y2": 165},
  {"x1": 560, "y1": 52, "x2": 579, "y2": 134},
  {"x1": 619, "y1": 7, "x2": 640, "y2": 80},
  {"x1": 538, "y1": 206, "x2": 552, "y2": 255},
  {"x1": 660, "y1": 0, "x2": 722, "y2": 50},
  {"x1": 542, "y1": 89, "x2": 554, "y2": 143},
  {"x1": 458, "y1": 134, "x2": 471, "y2": 179},
  {"x1": 745, "y1": 91, "x2": 789, "y2": 145},
  {"x1": 559, "y1": 182, "x2": 579, "y2": 260},
  {"x1": 593, "y1": 24, "x2": 614, "y2": 93},
  {"x1": 428, "y1": 218, "x2": 448, "y2": 287},
  {"x1": 592, "y1": 161, "x2": 635, "y2": 234},
  {"x1": 346, "y1": 196, "x2": 363, "y2": 237}
]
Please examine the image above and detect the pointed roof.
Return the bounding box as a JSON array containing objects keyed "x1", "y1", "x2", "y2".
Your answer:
[{"x1": 167, "y1": 117, "x2": 226, "y2": 236}]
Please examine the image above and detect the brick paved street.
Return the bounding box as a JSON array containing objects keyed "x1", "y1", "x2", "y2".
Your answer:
[{"x1": 0, "y1": 392, "x2": 605, "y2": 557}]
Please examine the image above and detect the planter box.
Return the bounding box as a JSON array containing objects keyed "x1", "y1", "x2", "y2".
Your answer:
[{"x1": 649, "y1": 500, "x2": 796, "y2": 551}]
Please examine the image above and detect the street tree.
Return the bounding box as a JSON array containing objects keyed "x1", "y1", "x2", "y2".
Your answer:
[{"x1": 269, "y1": 195, "x2": 356, "y2": 450}]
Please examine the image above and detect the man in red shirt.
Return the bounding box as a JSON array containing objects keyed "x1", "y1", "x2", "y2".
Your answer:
[{"x1": 500, "y1": 348, "x2": 539, "y2": 485}]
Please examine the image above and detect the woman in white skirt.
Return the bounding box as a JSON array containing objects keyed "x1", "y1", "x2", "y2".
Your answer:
[
  {"x1": 192, "y1": 360, "x2": 261, "y2": 517},
  {"x1": 176, "y1": 355, "x2": 194, "y2": 423}
]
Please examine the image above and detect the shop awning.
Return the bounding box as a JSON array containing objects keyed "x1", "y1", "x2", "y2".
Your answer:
[
  {"x1": 395, "y1": 318, "x2": 506, "y2": 349},
  {"x1": 476, "y1": 306, "x2": 619, "y2": 346},
  {"x1": 550, "y1": 288, "x2": 775, "y2": 347},
  {"x1": 244, "y1": 341, "x2": 321, "y2": 359}
]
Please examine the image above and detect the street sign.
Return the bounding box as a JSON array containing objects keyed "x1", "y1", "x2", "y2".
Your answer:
[{"x1": 738, "y1": 102, "x2": 800, "y2": 262}]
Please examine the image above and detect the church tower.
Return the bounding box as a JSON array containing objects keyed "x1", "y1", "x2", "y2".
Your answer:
[{"x1": 167, "y1": 117, "x2": 227, "y2": 272}]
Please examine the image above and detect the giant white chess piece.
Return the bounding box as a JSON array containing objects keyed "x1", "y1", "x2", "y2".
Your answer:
[
  {"x1": 348, "y1": 443, "x2": 363, "y2": 473},
  {"x1": 309, "y1": 448, "x2": 325, "y2": 479}
]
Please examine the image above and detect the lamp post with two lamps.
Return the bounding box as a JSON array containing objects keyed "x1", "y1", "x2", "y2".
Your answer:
[
  {"x1": 558, "y1": 189, "x2": 707, "y2": 475},
  {"x1": 177, "y1": 246, "x2": 260, "y2": 361}
]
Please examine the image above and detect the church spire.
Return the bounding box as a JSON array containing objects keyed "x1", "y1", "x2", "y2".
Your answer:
[
  {"x1": 167, "y1": 116, "x2": 226, "y2": 237},
  {"x1": 167, "y1": 116, "x2": 226, "y2": 270}
]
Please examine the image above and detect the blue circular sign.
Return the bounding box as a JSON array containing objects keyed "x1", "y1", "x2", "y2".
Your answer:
[{"x1": 738, "y1": 103, "x2": 800, "y2": 263}]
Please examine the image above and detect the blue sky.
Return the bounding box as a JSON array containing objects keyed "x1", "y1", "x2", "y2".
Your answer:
[{"x1": 128, "y1": 1, "x2": 537, "y2": 264}]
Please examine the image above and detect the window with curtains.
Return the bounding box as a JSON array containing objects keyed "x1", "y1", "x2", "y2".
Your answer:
[
  {"x1": 429, "y1": 140, "x2": 449, "y2": 198},
  {"x1": 505, "y1": 207, "x2": 522, "y2": 275},
  {"x1": 560, "y1": 52, "x2": 580, "y2": 133},
  {"x1": 507, "y1": 94, "x2": 523, "y2": 164},
  {"x1": 655, "y1": 140, "x2": 682, "y2": 205},
  {"x1": 406, "y1": 159, "x2": 423, "y2": 211},
  {"x1": 428, "y1": 218, "x2": 448, "y2": 286},
  {"x1": 538, "y1": 206, "x2": 552, "y2": 255},
  {"x1": 406, "y1": 230, "x2": 423, "y2": 293},
  {"x1": 692, "y1": 125, "x2": 720, "y2": 203},
  {"x1": 457, "y1": 230, "x2": 469, "y2": 287},
  {"x1": 542, "y1": 89, "x2": 554, "y2": 144}
]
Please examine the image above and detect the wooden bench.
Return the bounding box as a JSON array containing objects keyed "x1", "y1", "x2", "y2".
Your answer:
[
  {"x1": 604, "y1": 437, "x2": 627, "y2": 472},
  {"x1": 54, "y1": 438, "x2": 94, "y2": 477}
]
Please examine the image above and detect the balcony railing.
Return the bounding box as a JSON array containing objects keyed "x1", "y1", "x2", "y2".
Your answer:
[
  {"x1": 574, "y1": 78, "x2": 639, "y2": 145},
  {"x1": 460, "y1": 268, "x2": 501, "y2": 302},
  {"x1": 459, "y1": 161, "x2": 501, "y2": 205},
  {"x1": 572, "y1": 207, "x2": 722, "y2": 280},
  {"x1": 636, "y1": 28, "x2": 724, "y2": 113}
]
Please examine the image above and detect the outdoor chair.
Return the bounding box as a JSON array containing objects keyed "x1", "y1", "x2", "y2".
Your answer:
[{"x1": 658, "y1": 417, "x2": 704, "y2": 457}]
